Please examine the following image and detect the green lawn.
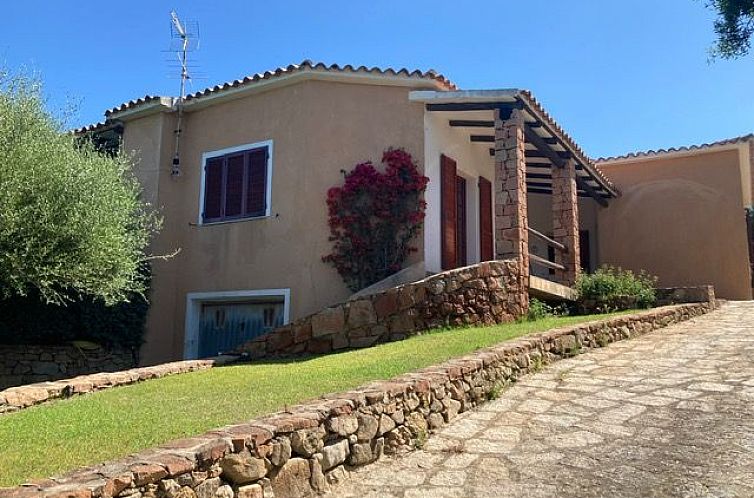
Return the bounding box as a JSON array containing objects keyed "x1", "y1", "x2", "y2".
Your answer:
[{"x1": 0, "y1": 312, "x2": 624, "y2": 487}]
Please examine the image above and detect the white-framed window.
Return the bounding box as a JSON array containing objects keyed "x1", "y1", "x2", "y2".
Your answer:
[
  {"x1": 183, "y1": 288, "x2": 291, "y2": 359},
  {"x1": 198, "y1": 140, "x2": 273, "y2": 225}
]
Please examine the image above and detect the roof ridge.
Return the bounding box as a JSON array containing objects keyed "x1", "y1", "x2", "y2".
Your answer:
[
  {"x1": 99, "y1": 60, "x2": 456, "y2": 118},
  {"x1": 596, "y1": 134, "x2": 754, "y2": 162}
]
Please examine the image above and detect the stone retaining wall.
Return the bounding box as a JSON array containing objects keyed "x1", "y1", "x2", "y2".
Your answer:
[
  {"x1": 0, "y1": 356, "x2": 237, "y2": 415},
  {"x1": 0, "y1": 343, "x2": 137, "y2": 391},
  {"x1": 655, "y1": 285, "x2": 715, "y2": 306},
  {"x1": 239, "y1": 259, "x2": 527, "y2": 359},
  {"x1": 1, "y1": 302, "x2": 714, "y2": 498}
]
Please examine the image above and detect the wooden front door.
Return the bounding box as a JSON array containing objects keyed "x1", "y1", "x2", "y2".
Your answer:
[
  {"x1": 478, "y1": 176, "x2": 494, "y2": 261},
  {"x1": 441, "y1": 154, "x2": 470, "y2": 270},
  {"x1": 441, "y1": 155, "x2": 458, "y2": 270}
]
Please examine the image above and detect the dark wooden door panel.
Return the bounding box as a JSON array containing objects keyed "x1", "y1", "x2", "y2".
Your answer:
[
  {"x1": 456, "y1": 176, "x2": 467, "y2": 267},
  {"x1": 479, "y1": 176, "x2": 493, "y2": 261},
  {"x1": 441, "y1": 155, "x2": 458, "y2": 270}
]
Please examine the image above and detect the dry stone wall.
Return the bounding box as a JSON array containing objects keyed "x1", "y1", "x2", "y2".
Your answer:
[
  {"x1": 0, "y1": 344, "x2": 137, "y2": 390},
  {"x1": 1, "y1": 302, "x2": 714, "y2": 498},
  {"x1": 655, "y1": 285, "x2": 715, "y2": 306},
  {"x1": 0, "y1": 357, "x2": 236, "y2": 415},
  {"x1": 238, "y1": 260, "x2": 527, "y2": 359}
]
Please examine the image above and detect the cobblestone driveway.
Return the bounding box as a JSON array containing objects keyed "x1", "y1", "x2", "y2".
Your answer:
[{"x1": 328, "y1": 302, "x2": 754, "y2": 498}]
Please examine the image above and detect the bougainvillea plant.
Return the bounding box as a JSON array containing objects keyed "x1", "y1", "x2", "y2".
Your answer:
[{"x1": 323, "y1": 148, "x2": 429, "y2": 292}]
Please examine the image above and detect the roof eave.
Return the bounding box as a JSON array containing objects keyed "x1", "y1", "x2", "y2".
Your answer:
[
  {"x1": 409, "y1": 89, "x2": 520, "y2": 104},
  {"x1": 106, "y1": 97, "x2": 175, "y2": 121},
  {"x1": 597, "y1": 135, "x2": 754, "y2": 165},
  {"x1": 182, "y1": 69, "x2": 450, "y2": 111}
]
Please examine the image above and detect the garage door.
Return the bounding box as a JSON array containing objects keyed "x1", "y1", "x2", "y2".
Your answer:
[{"x1": 198, "y1": 300, "x2": 284, "y2": 358}]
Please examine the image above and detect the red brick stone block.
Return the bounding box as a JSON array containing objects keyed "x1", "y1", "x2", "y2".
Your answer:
[
  {"x1": 43, "y1": 489, "x2": 92, "y2": 498},
  {"x1": 292, "y1": 322, "x2": 312, "y2": 344},
  {"x1": 225, "y1": 425, "x2": 274, "y2": 451},
  {"x1": 373, "y1": 292, "x2": 399, "y2": 319},
  {"x1": 266, "y1": 415, "x2": 319, "y2": 434},
  {"x1": 267, "y1": 326, "x2": 294, "y2": 352},
  {"x1": 99, "y1": 473, "x2": 132, "y2": 497},
  {"x1": 152, "y1": 453, "x2": 194, "y2": 477},
  {"x1": 130, "y1": 463, "x2": 168, "y2": 486},
  {"x1": 306, "y1": 337, "x2": 332, "y2": 354},
  {"x1": 194, "y1": 438, "x2": 232, "y2": 466},
  {"x1": 311, "y1": 307, "x2": 345, "y2": 338}
]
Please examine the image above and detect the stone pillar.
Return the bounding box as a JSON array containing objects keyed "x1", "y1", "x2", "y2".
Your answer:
[
  {"x1": 494, "y1": 108, "x2": 529, "y2": 311},
  {"x1": 551, "y1": 159, "x2": 580, "y2": 286}
]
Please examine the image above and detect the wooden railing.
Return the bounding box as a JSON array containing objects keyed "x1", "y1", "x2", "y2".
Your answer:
[{"x1": 528, "y1": 227, "x2": 566, "y2": 272}]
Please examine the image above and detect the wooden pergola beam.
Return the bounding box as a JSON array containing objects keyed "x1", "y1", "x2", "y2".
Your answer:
[
  {"x1": 470, "y1": 135, "x2": 495, "y2": 143},
  {"x1": 427, "y1": 102, "x2": 518, "y2": 112},
  {"x1": 526, "y1": 172, "x2": 552, "y2": 180},
  {"x1": 523, "y1": 126, "x2": 569, "y2": 168},
  {"x1": 527, "y1": 181, "x2": 554, "y2": 189},
  {"x1": 449, "y1": 120, "x2": 494, "y2": 128},
  {"x1": 576, "y1": 175, "x2": 608, "y2": 207},
  {"x1": 525, "y1": 149, "x2": 570, "y2": 160},
  {"x1": 527, "y1": 186, "x2": 595, "y2": 199}
]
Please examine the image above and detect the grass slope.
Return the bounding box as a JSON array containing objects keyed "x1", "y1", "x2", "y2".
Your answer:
[{"x1": 0, "y1": 313, "x2": 621, "y2": 486}]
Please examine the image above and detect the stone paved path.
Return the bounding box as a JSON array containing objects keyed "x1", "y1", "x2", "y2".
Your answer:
[{"x1": 328, "y1": 302, "x2": 754, "y2": 498}]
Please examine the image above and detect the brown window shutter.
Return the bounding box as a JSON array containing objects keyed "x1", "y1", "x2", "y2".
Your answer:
[
  {"x1": 441, "y1": 154, "x2": 458, "y2": 270},
  {"x1": 246, "y1": 148, "x2": 268, "y2": 217},
  {"x1": 456, "y1": 176, "x2": 467, "y2": 266},
  {"x1": 224, "y1": 154, "x2": 245, "y2": 218},
  {"x1": 478, "y1": 176, "x2": 494, "y2": 261},
  {"x1": 203, "y1": 157, "x2": 224, "y2": 221}
]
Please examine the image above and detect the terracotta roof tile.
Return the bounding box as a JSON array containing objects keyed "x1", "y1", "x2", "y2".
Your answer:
[
  {"x1": 596, "y1": 134, "x2": 754, "y2": 162},
  {"x1": 72, "y1": 121, "x2": 123, "y2": 135},
  {"x1": 97, "y1": 60, "x2": 455, "y2": 120},
  {"x1": 182, "y1": 60, "x2": 455, "y2": 101},
  {"x1": 105, "y1": 95, "x2": 166, "y2": 117}
]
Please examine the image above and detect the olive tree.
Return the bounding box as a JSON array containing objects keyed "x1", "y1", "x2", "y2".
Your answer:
[
  {"x1": 706, "y1": 0, "x2": 754, "y2": 58},
  {"x1": 0, "y1": 72, "x2": 160, "y2": 304}
]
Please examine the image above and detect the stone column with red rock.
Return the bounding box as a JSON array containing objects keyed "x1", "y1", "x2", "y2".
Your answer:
[
  {"x1": 494, "y1": 107, "x2": 529, "y2": 313},
  {"x1": 551, "y1": 158, "x2": 580, "y2": 286}
]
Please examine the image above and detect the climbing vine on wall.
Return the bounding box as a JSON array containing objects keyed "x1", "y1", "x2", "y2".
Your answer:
[{"x1": 323, "y1": 148, "x2": 428, "y2": 292}]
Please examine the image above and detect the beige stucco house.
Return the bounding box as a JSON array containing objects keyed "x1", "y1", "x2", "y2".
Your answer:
[
  {"x1": 78, "y1": 61, "x2": 754, "y2": 365},
  {"x1": 597, "y1": 136, "x2": 754, "y2": 300}
]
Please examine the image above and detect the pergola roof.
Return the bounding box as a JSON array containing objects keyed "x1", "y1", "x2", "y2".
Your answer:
[{"x1": 410, "y1": 89, "x2": 619, "y2": 203}]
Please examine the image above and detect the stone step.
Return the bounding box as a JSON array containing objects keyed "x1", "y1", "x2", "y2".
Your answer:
[{"x1": 528, "y1": 275, "x2": 577, "y2": 301}]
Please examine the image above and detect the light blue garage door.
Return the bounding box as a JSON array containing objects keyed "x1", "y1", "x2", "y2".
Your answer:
[{"x1": 198, "y1": 300, "x2": 284, "y2": 358}]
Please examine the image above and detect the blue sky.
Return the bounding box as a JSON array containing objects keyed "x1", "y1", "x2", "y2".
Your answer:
[{"x1": 1, "y1": 0, "x2": 751, "y2": 158}]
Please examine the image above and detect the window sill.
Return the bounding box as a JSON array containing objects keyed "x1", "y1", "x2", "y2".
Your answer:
[{"x1": 198, "y1": 214, "x2": 271, "y2": 227}]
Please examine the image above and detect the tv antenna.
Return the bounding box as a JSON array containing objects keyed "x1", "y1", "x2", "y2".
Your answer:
[{"x1": 168, "y1": 10, "x2": 199, "y2": 177}]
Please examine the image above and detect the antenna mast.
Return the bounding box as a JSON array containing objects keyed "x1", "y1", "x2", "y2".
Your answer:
[{"x1": 169, "y1": 11, "x2": 199, "y2": 177}]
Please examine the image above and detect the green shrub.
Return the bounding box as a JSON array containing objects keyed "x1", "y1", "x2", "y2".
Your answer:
[
  {"x1": 526, "y1": 297, "x2": 568, "y2": 321},
  {"x1": 575, "y1": 266, "x2": 657, "y2": 313},
  {"x1": 0, "y1": 266, "x2": 151, "y2": 348}
]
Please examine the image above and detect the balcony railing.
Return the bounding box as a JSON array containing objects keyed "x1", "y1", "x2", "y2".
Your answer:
[{"x1": 528, "y1": 227, "x2": 566, "y2": 272}]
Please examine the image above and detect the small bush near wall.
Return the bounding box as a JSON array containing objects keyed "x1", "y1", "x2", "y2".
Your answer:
[
  {"x1": 0, "y1": 291, "x2": 148, "y2": 348},
  {"x1": 0, "y1": 267, "x2": 151, "y2": 348},
  {"x1": 526, "y1": 298, "x2": 567, "y2": 321},
  {"x1": 576, "y1": 266, "x2": 657, "y2": 313}
]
